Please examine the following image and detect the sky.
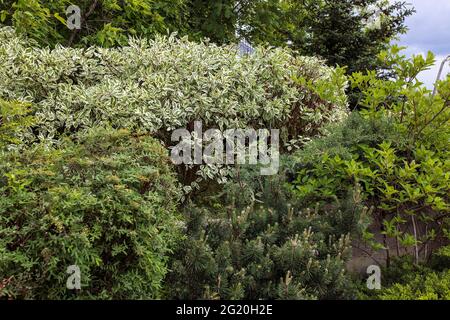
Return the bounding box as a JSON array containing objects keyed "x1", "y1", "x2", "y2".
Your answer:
[{"x1": 395, "y1": 0, "x2": 450, "y2": 87}]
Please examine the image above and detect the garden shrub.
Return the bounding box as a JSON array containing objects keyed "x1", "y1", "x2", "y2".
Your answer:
[
  {"x1": 0, "y1": 128, "x2": 182, "y2": 299},
  {"x1": 166, "y1": 163, "x2": 370, "y2": 300},
  {"x1": 0, "y1": 26, "x2": 347, "y2": 145},
  {"x1": 292, "y1": 114, "x2": 449, "y2": 263},
  {"x1": 377, "y1": 269, "x2": 450, "y2": 300},
  {"x1": 430, "y1": 245, "x2": 450, "y2": 271},
  {"x1": 290, "y1": 48, "x2": 450, "y2": 264},
  {"x1": 0, "y1": 26, "x2": 348, "y2": 189}
]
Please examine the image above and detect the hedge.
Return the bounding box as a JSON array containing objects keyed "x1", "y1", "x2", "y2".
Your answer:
[
  {"x1": 0, "y1": 26, "x2": 348, "y2": 145},
  {"x1": 0, "y1": 128, "x2": 182, "y2": 299}
]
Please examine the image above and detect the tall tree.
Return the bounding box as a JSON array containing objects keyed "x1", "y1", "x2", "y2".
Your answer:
[
  {"x1": 1, "y1": 0, "x2": 414, "y2": 73},
  {"x1": 184, "y1": 0, "x2": 414, "y2": 73},
  {"x1": 241, "y1": 0, "x2": 415, "y2": 73},
  {"x1": 0, "y1": 0, "x2": 188, "y2": 47}
]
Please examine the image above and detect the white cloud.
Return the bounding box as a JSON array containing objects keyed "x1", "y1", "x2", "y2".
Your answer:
[{"x1": 393, "y1": 0, "x2": 450, "y2": 88}]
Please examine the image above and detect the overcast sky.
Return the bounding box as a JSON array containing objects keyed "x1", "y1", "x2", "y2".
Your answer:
[{"x1": 395, "y1": 0, "x2": 450, "y2": 87}]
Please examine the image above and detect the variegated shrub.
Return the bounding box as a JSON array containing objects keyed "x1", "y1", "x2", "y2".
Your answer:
[
  {"x1": 0, "y1": 26, "x2": 348, "y2": 187},
  {"x1": 0, "y1": 26, "x2": 347, "y2": 141}
]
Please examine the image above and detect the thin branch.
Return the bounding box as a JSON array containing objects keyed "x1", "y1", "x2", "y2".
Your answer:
[
  {"x1": 353, "y1": 244, "x2": 383, "y2": 266},
  {"x1": 432, "y1": 55, "x2": 450, "y2": 97},
  {"x1": 415, "y1": 102, "x2": 450, "y2": 138},
  {"x1": 67, "y1": 0, "x2": 100, "y2": 47}
]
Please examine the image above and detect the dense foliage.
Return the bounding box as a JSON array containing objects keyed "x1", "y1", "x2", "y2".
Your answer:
[
  {"x1": 0, "y1": 27, "x2": 347, "y2": 142},
  {"x1": 0, "y1": 128, "x2": 182, "y2": 299},
  {"x1": 291, "y1": 48, "x2": 450, "y2": 266},
  {"x1": 0, "y1": 99, "x2": 33, "y2": 149},
  {"x1": 0, "y1": 0, "x2": 412, "y2": 74},
  {"x1": 0, "y1": 26, "x2": 348, "y2": 189},
  {"x1": 378, "y1": 269, "x2": 450, "y2": 300},
  {"x1": 166, "y1": 164, "x2": 370, "y2": 299},
  {"x1": 0, "y1": 7, "x2": 448, "y2": 298},
  {"x1": 0, "y1": 0, "x2": 187, "y2": 47},
  {"x1": 359, "y1": 246, "x2": 450, "y2": 300},
  {"x1": 244, "y1": 0, "x2": 414, "y2": 74}
]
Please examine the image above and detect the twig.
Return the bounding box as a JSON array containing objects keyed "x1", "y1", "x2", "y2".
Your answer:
[
  {"x1": 67, "y1": 0, "x2": 100, "y2": 47},
  {"x1": 353, "y1": 244, "x2": 383, "y2": 266},
  {"x1": 432, "y1": 55, "x2": 450, "y2": 97},
  {"x1": 411, "y1": 215, "x2": 419, "y2": 265}
]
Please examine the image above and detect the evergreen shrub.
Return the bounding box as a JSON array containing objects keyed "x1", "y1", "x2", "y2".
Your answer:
[{"x1": 0, "y1": 128, "x2": 182, "y2": 299}]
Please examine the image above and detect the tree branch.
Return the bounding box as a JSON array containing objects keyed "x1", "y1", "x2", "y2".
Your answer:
[{"x1": 67, "y1": 0, "x2": 100, "y2": 47}]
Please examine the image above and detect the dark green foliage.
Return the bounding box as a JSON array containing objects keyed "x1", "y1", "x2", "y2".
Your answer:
[
  {"x1": 166, "y1": 164, "x2": 370, "y2": 300},
  {"x1": 185, "y1": 0, "x2": 239, "y2": 44},
  {"x1": 0, "y1": 128, "x2": 182, "y2": 299},
  {"x1": 182, "y1": 0, "x2": 413, "y2": 74},
  {"x1": 285, "y1": 0, "x2": 414, "y2": 74},
  {"x1": 360, "y1": 250, "x2": 450, "y2": 300},
  {"x1": 430, "y1": 245, "x2": 450, "y2": 272},
  {"x1": 293, "y1": 112, "x2": 402, "y2": 163}
]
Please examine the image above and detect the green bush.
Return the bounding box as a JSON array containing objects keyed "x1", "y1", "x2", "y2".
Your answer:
[
  {"x1": 0, "y1": 0, "x2": 187, "y2": 47},
  {"x1": 377, "y1": 269, "x2": 450, "y2": 300},
  {"x1": 292, "y1": 117, "x2": 449, "y2": 216},
  {"x1": 290, "y1": 48, "x2": 450, "y2": 264},
  {"x1": 0, "y1": 128, "x2": 182, "y2": 299},
  {"x1": 430, "y1": 245, "x2": 450, "y2": 271},
  {"x1": 166, "y1": 163, "x2": 370, "y2": 300},
  {"x1": 0, "y1": 26, "x2": 348, "y2": 188},
  {"x1": 292, "y1": 115, "x2": 449, "y2": 261}
]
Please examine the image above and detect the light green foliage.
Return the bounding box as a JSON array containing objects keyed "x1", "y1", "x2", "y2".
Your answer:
[
  {"x1": 0, "y1": 128, "x2": 182, "y2": 299},
  {"x1": 0, "y1": 26, "x2": 348, "y2": 187},
  {"x1": 352, "y1": 46, "x2": 450, "y2": 149},
  {"x1": 291, "y1": 48, "x2": 450, "y2": 263},
  {"x1": 377, "y1": 270, "x2": 450, "y2": 300},
  {"x1": 0, "y1": 99, "x2": 34, "y2": 149},
  {"x1": 362, "y1": 251, "x2": 450, "y2": 300}
]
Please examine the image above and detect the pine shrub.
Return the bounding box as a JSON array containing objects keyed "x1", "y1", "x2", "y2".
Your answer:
[{"x1": 166, "y1": 164, "x2": 369, "y2": 299}]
